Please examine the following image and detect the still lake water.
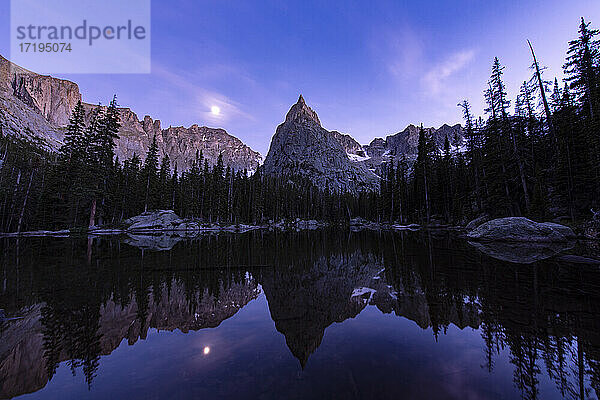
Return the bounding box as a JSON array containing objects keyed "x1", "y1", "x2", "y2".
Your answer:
[{"x1": 0, "y1": 229, "x2": 599, "y2": 399}]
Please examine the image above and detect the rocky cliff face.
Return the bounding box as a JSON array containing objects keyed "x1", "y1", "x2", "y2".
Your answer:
[
  {"x1": 0, "y1": 57, "x2": 66, "y2": 149},
  {"x1": 8, "y1": 65, "x2": 81, "y2": 127},
  {"x1": 384, "y1": 123, "x2": 464, "y2": 156},
  {"x1": 330, "y1": 130, "x2": 366, "y2": 157},
  {"x1": 262, "y1": 95, "x2": 379, "y2": 193},
  {"x1": 160, "y1": 124, "x2": 262, "y2": 172},
  {"x1": 260, "y1": 96, "x2": 465, "y2": 183},
  {"x1": 0, "y1": 55, "x2": 262, "y2": 172},
  {"x1": 363, "y1": 123, "x2": 465, "y2": 172}
]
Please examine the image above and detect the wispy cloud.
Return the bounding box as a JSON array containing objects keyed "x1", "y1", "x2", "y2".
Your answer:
[
  {"x1": 422, "y1": 50, "x2": 475, "y2": 96},
  {"x1": 371, "y1": 25, "x2": 424, "y2": 80},
  {"x1": 150, "y1": 62, "x2": 254, "y2": 127}
]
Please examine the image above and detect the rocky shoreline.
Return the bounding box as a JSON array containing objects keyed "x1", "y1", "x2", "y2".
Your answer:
[
  {"x1": 0, "y1": 210, "x2": 421, "y2": 237},
  {"x1": 0, "y1": 211, "x2": 597, "y2": 242},
  {"x1": 1, "y1": 211, "x2": 599, "y2": 264}
]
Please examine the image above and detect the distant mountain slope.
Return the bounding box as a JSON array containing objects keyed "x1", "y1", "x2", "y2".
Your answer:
[
  {"x1": 364, "y1": 123, "x2": 465, "y2": 171},
  {"x1": 0, "y1": 55, "x2": 262, "y2": 171}
]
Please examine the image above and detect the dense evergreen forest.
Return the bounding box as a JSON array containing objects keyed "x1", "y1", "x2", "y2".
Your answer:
[{"x1": 0, "y1": 18, "x2": 599, "y2": 232}]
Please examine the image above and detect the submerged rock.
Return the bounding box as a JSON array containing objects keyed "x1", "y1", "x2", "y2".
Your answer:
[
  {"x1": 123, "y1": 233, "x2": 188, "y2": 251},
  {"x1": 349, "y1": 218, "x2": 381, "y2": 231},
  {"x1": 467, "y1": 217, "x2": 575, "y2": 242},
  {"x1": 391, "y1": 223, "x2": 420, "y2": 231},
  {"x1": 468, "y1": 240, "x2": 574, "y2": 264}
]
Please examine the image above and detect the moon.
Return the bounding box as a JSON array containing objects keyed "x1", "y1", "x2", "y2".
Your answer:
[{"x1": 210, "y1": 105, "x2": 221, "y2": 116}]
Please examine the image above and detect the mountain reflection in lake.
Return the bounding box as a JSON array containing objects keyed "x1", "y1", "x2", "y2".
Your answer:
[{"x1": 1, "y1": 230, "x2": 599, "y2": 399}]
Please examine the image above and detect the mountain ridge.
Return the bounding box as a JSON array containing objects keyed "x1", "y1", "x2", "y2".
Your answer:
[
  {"x1": 1, "y1": 56, "x2": 465, "y2": 182},
  {"x1": 0, "y1": 55, "x2": 263, "y2": 172}
]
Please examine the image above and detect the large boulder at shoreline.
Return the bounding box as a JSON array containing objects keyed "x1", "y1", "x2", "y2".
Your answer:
[
  {"x1": 467, "y1": 217, "x2": 575, "y2": 242},
  {"x1": 465, "y1": 214, "x2": 490, "y2": 231},
  {"x1": 123, "y1": 210, "x2": 199, "y2": 232}
]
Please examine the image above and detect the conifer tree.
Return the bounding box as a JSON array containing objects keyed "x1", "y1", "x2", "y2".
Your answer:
[
  {"x1": 159, "y1": 155, "x2": 171, "y2": 209},
  {"x1": 564, "y1": 18, "x2": 600, "y2": 202},
  {"x1": 61, "y1": 100, "x2": 86, "y2": 163},
  {"x1": 564, "y1": 17, "x2": 600, "y2": 119},
  {"x1": 413, "y1": 125, "x2": 435, "y2": 223},
  {"x1": 143, "y1": 135, "x2": 159, "y2": 212},
  {"x1": 527, "y1": 40, "x2": 555, "y2": 138},
  {"x1": 88, "y1": 97, "x2": 120, "y2": 227}
]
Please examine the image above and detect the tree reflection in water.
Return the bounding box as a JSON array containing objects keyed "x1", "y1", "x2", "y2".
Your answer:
[{"x1": 0, "y1": 230, "x2": 599, "y2": 399}]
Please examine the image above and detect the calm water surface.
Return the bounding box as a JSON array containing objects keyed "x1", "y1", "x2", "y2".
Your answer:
[{"x1": 1, "y1": 230, "x2": 599, "y2": 399}]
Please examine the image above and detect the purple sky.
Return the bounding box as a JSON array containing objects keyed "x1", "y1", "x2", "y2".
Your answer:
[{"x1": 1, "y1": 0, "x2": 599, "y2": 155}]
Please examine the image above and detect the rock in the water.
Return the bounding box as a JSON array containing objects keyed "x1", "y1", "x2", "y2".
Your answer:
[
  {"x1": 468, "y1": 240, "x2": 574, "y2": 264},
  {"x1": 349, "y1": 218, "x2": 381, "y2": 231},
  {"x1": 467, "y1": 217, "x2": 575, "y2": 242},
  {"x1": 293, "y1": 219, "x2": 324, "y2": 230},
  {"x1": 391, "y1": 223, "x2": 420, "y2": 231},
  {"x1": 262, "y1": 95, "x2": 379, "y2": 193},
  {"x1": 465, "y1": 214, "x2": 490, "y2": 231},
  {"x1": 540, "y1": 222, "x2": 577, "y2": 239},
  {"x1": 123, "y1": 210, "x2": 199, "y2": 232}
]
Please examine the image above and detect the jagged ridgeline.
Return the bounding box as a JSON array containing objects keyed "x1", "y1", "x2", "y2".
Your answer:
[
  {"x1": 0, "y1": 54, "x2": 464, "y2": 182},
  {"x1": 262, "y1": 95, "x2": 466, "y2": 193},
  {"x1": 0, "y1": 54, "x2": 262, "y2": 172}
]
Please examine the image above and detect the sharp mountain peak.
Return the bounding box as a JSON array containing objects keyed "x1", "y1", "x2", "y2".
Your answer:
[{"x1": 285, "y1": 94, "x2": 321, "y2": 125}]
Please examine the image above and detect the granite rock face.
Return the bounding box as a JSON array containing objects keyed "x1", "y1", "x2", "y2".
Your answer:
[
  {"x1": 330, "y1": 130, "x2": 366, "y2": 157},
  {"x1": 262, "y1": 95, "x2": 379, "y2": 193},
  {"x1": 0, "y1": 57, "x2": 66, "y2": 150},
  {"x1": 363, "y1": 123, "x2": 465, "y2": 172},
  {"x1": 160, "y1": 124, "x2": 262, "y2": 172},
  {"x1": 0, "y1": 55, "x2": 262, "y2": 172},
  {"x1": 123, "y1": 210, "x2": 187, "y2": 231}
]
